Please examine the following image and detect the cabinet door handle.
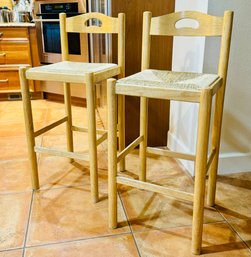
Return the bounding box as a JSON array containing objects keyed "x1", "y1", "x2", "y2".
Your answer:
[
  {"x1": 0, "y1": 53, "x2": 6, "y2": 57},
  {"x1": 0, "y1": 79, "x2": 9, "y2": 83}
]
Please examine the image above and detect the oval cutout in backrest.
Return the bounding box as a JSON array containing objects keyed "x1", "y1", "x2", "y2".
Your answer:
[
  {"x1": 85, "y1": 18, "x2": 102, "y2": 27},
  {"x1": 175, "y1": 18, "x2": 199, "y2": 29}
]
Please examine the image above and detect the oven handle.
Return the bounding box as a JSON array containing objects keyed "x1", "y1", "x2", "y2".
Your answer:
[{"x1": 33, "y1": 19, "x2": 59, "y2": 22}]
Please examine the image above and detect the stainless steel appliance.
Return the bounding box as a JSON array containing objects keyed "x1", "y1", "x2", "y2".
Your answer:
[{"x1": 34, "y1": 0, "x2": 88, "y2": 64}]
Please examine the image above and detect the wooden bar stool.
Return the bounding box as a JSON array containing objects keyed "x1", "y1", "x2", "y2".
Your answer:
[
  {"x1": 107, "y1": 11, "x2": 233, "y2": 254},
  {"x1": 20, "y1": 12, "x2": 125, "y2": 203}
]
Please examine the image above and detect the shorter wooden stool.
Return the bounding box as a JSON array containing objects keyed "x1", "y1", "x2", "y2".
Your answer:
[
  {"x1": 107, "y1": 11, "x2": 233, "y2": 254},
  {"x1": 20, "y1": 12, "x2": 125, "y2": 203}
]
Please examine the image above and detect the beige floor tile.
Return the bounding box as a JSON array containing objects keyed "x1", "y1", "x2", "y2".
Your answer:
[
  {"x1": 25, "y1": 234, "x2": 139, "y2": 257},
  {"x1": 0, "y1": 192, "x2": 32, "y2": 251},
  {"x1": 229, "y1": 218, "x2": 251, "y2": 249},
  {"x1": 120, "y1": 153, "x2": 223, "y2": 232},
  {"x1": 216, "y1": 172, "x2": 251, "y2": 220},
  {"x1": 0, "y1": 249, "x2": 23, "y2": 257},
  {"x1": 26, "y1": 187, "x2": 130, "y2": 246},
  {"x1": 0, "y1": 122, "x2": 45, "y2": 138},
  {"x1": 0, "y1": 108, "x2": 47, "y2": 124},
  {"x1": 0, "y1": 136, "x2": 42, "y2": 162},
  {"x1": 38, "y1": 154, "x2": 108, "y2": 190},
  {"x1": 0, "y1": 159, "x2": 31, "y2": 193},
  {"x1": 134, "y1": 222, "x2": 251, "y2": 257}
]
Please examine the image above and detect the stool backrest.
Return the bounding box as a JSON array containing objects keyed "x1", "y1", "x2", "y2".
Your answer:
[
  {"x1": 59, "y1": 12, "x2": 125, "y2": 77},
  {"x1": 142, "y1": 11, "x2": 233, "y2": 94}
]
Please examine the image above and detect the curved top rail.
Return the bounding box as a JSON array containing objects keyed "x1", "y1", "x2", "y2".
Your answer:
[
  {"x1": 65, "y1": 12, "x2": 121, "y2": 34},
  {"x1": 150, "y1": 11, "x2": 224, "y2": 36}
]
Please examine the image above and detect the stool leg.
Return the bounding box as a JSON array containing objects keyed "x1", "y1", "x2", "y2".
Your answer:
[
  {"x1": 108, "y1": 79, "x2": 118, "y2": 229},
  {"x1": 139, "y1": 97, "x2": 148, "y2": 181},
  {"x1": 207, "y1": 89, "x2": 224, "y2": 207},
  {"x1": 192, "y1": 89, "x2": 212, "y2": 255},
  {"x1": 64, "y1": 82, "x2": 74, "y2": 161},
  {"x1": 118, "y1": 95, "x2": 125, "y2": 172},
  {"x1": 19, "y1": 67, "x2": 39, "y2": 190},
  {"x1": 86, "y1": 73, "x2": 99, "y2": 203}
]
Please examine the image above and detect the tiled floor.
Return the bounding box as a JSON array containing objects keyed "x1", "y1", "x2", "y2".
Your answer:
[{"x1": 0, "y1": 99, "x2": 250, "y2": 257}]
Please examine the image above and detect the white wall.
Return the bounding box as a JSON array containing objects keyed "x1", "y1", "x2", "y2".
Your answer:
[
  {"x1": 204, "y1": 0, "x2": 251, "y2": 173},
  {"x1": 169, "y1": 0, "x2": 251, "y2": 175},
  {"x1": 168, "y1": 0, "x2": 208, "y2": 175}
]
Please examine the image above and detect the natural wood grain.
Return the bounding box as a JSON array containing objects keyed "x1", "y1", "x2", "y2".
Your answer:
[
  {"x1": 19, "y1": 67, "x2": 39, "y2": 189},
  {"x1": 117, "y1": 136, "x2": 143, "y2": 163},
  {"x1": 207, "y1": 11, "x2": 234, "y2": 207},
  {"x1": 86, "y1": 72, "x2": 98, "y2": 203},
  {"x1": 150, "y1": 11, "x2": 224, "y2": 36},
  {"x1": 147, "y1": 147, "x2": 196, "y2": 161},
  {"x1": 116, "y1": 176, "x2": 194, "y2": 203},
  {"x1": 34, "y1": 117, "x2": 68, "y2": 137},
  {"x1": 66, "y1": 12, "x2": 119, "y2": 34},
  {"x1": 107, "y1": 78, "x2": 118, "y2": 229},
  {"x1": 34, "y1": 146, "x2": 89, "y2": 161},
  {"x1": 192, "y1": 89, "x2": 212, "y2": 255}
]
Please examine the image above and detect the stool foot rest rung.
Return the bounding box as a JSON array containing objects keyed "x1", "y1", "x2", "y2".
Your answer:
[
  {"x1": 72, "y1": 125, "x2": 107, "y2": 135},
  {"x1": 34, "y1": 146, "x2": 89, "y2": 161},
  {"x1": 34, "y1": 117, "x2": 68, "y2": 137},
  {"x1": 147, "y1": 147, "x2": 196, "y2": 161},
  {"x1": 117, "y1": 136, "x2": 143, "y2": 163},
  {"x1": 97, "y1": 132, "x2": 108, "y2": 146},
  {"x1": 116, "y1": 176, "x2": 194, "y2": 203}
]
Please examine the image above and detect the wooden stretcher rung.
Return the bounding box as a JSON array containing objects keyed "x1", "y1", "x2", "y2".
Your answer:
[
  {"x1": 147, "y1": 147, "x2": 196, "y2": 161},
  {"x1": 34, "y1": 117, "x2": 68, "y2": 137},
  {"x1": 34, "y1": 146, "x2": 89, "y2": 161},
  {"x1": 206, "y1": 148, "x2": 216, "y2": 172},
  {"x1": 117, "y1": 135, "x2": 143, "y2": 163},
  {"x1": 116, "y1": 176, "x2": 194, "y2": 203},
  {"x1": 72, "y1": 125, "x2": 107, "y2": 135},
  {"x1": 96, "y1": 132, "x2": 108, "y2": 146}
]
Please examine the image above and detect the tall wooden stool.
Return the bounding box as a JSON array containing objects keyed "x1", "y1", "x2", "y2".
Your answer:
[
  {"x1": 107, "y1": 11, "x2": 233, "y2": 254},
  {"x1": 20, "y1": 12, "x2": 125, "y2": 203}
]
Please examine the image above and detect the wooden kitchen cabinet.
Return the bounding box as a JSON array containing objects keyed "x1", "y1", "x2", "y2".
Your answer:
[
  {"x1": 111, "y1": 0, "x2": 175, "y2": 146},
  {"x1": 0, "y1": 25, "x2": 40, "y2": 95}
]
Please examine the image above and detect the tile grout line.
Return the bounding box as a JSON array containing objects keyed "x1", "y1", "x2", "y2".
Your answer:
[
  {"x1": 22, "y1": 190, "x2": 35, "y2": 257},
  {"x1": 215, "y1": 205, "x2": 251, "y2": 251},
  {"x1": 118, "y1": 191, "x2": 142, "y2": 257},
  {"x1": 23, "y1": 231, "x2": 133, "y2": 250}
]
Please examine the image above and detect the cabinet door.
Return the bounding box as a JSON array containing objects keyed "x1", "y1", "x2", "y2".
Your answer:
[
  {"x1": 0, "y1": 69, "x2": 34, "y2": 91},
  {"x1": 0, "y1": 40, "x2": 31, "y2": 65}
]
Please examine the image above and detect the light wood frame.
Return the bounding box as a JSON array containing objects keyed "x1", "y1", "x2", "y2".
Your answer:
[
  {"x1": 20, "y1": 12, "x2": 125, "y2": 203},
  {"x1": 107, "y1": 10, "x2": 233, "y2": 255}
]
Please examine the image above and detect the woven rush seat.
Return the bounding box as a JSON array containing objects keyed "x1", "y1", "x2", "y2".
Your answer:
[
  {"x1": 26, "y1": 61, "x2": 120, "y2": 83},
  {"x1": 117, "y1": 69, "x2": 219, "y2": 91}
]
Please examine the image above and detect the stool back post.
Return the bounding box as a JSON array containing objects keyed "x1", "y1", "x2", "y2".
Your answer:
[
  {"x1": 117, "y1": 13, "x2": 126, "y2": 79},
  {"x1": 59, "y1": 13, "x2": 69, "y2": 61},
  {"x1": 117, "y1": 13, "x2": 126, "y2": 172},
  {"x1": 141, "y1": 11, "x2": 152, "y2": 71},
  {"x1": 207, "y1": 10, "x2": 234, "y2": 206}
]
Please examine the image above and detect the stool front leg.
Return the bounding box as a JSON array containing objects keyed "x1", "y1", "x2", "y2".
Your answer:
[
  {"x1": 19, "y1": 67, "x2": 39, "y2": 190},
  {"x1": 64, "y1": 82, "x2": 74, "y2": 161},
  {"x1": 108, "y1": 79, "x2": 118, "y2": 229},
  {"x1": 207, "y1": 87, "x2": 224, "y2": 207},
  {"x1": 86, "y1": 73, "x2": 99, "y2": 203},
  {"x1": 139, "y1": 97, "x2": 148, "y2": 182},
  {"x1": 118, "y1": 94, "x2": 126, "y2": 172},
  {"x1": 192, "y1": 89, "x2": 212, "y2": 255}
]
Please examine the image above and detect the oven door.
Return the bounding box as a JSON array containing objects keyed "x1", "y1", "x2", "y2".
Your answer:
[{"x1": 33, "y1": 1, "x2": 89, "y2": 64}]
